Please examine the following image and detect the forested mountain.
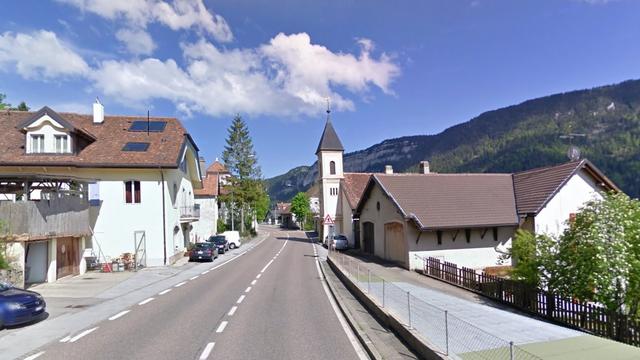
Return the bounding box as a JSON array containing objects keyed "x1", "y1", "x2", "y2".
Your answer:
[{"x1": 266, "y1": 79, "x2": 640, "y2": 202}]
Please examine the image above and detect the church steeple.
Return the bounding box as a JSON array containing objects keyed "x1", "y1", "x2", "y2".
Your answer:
[{"x1": 315, "y1": 104, "x2": 344, "y2": 155}]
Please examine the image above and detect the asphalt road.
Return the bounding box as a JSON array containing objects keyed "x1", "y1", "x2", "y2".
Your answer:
[{"x1": 22, "y1": 227, "x2": 366, "y2": 360}]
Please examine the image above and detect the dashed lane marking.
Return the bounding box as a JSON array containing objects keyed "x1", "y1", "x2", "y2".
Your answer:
[
  {"x1": 190, "y1": 275, "x2": 200, "y2": 280},
  {"x1": 216, "y1": 321, "x2": 228, "y2": 333},
  {"x1": 228, "y1": 306, "x2": 238, "y2": 316},
  {"x1": 69, "y1": 327, "x2": 99, "y2": 343},
  {"x1": 174, "y1": 281, "x2": 187, "y2": 287},
  {"x1": 237, "y1": 295, "x2": 245, "y2": 304},
  {"x1": 256, "y1": 273, "x2": 262, "y2": 279},
  {"x1": 108, "y1": 310, "x2": 131, "y2": 321},
  {"x1": 159, "y1": 288, "x2": 172, "y2": 295},
  {"x1": 23, "y1": 351, "x2": 45, "y2": 360},
  {"x1": 138, "y1": 297, "x2": 155, "y2": 306},
  {"x1": 251, "y1": 279, "x2": 257, "y2": 285},
  {"x1": 245, "y1": 286, "x2": 252, "y2": 293},
  {"x1": 199, "y1": 342, "x2": 215, "y2": 359}
]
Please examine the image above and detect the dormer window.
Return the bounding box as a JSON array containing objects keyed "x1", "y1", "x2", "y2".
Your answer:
[
  {"x1": 30, "y1": 135, "x2": 44, "y2": 153},
  {"x1": 55, "y1": 135, "x2": 69, "y2": 153}
]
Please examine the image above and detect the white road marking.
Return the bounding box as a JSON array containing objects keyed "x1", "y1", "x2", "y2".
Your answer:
[
  {"x1": 256, "y1": 273, "x2": 262, "y2": 279},
  {"x1": 251, "y1": 279, "x2": 257, "y2": 285},
  {"x1": 138, "y1": 297, "x2": 155, "y2": 305},
  {"x1": 174, "y1": 281, "x2": 187, "y2": 287},
  {"x1": 199, "y1": 342, "x2": 215, "y2": 359},
  {"x1": 216, "y1": 321, "x2": 228, "y2": 333},
  {"x1": 190, "y1": 275, "x2": 199, "y2": 280},
  {"x1": 69, "y1": 327, "x2": 99, "y2": 343},
  {"x1": 108, "y1": 310, "x2": 131, "y2": 321},
  {"x1": 245, "y1": 286, "x2": 252, "y2": 293},
  {"x1": 23, "y1": 351, "x2": 46, "y2": 360},
  {"x1": 59, "y1": 335, "x2": 71, "y2": 343},
  {"x1": 260, "y1": 259, "x2": 274, "y2": 273},
  {"x1": 201, "y1": 270, "x2": 210, "y2": 275},
  {"x1": 228, "y1": 306, "x2": 238, "y2": 316},
  {"x1": 237, "y1": 295, "x2": 245, "y2": 304},
  {"x1": 311, "y1": 241, "x2": 369, "y2": 360},
  {"x1": 159, "y1": 288, "x2": 172, "y2": 295}
]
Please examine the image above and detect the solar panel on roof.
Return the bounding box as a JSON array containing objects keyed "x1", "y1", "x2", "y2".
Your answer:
[
  {"x1": 128, "y1": 121, "x2": 167, "y2": 132},
  {"x1": 122, "y1": 142, "x2": 150, "y2": 152}
]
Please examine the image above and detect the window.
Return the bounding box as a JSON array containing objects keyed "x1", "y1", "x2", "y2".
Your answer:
[
  {"x1": 128, "y1": 121, "x2": 167, "y2": 132},
  {"x1": 330, "y1": 161, "x2": 336, "y2": 175},
  {"x1": 329, "y1": 187, "x2": 338, "y2": 196},
  {"x1": 122, "y1": 142, "x2": 150, "y2": 152},
  {"x1": 55, "y1": 135, "x2": 69, "y2": 153},
  {"x1": 30, "y1": 134, "x2": 44, "y2": 153},
  {"x1": 125, "y1": 181, "x2": 141, "y2": 204}
]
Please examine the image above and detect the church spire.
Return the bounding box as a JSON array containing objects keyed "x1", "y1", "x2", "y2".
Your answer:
[{"x1": 316, "y1": 98, "x2": 344, "y2": 154}]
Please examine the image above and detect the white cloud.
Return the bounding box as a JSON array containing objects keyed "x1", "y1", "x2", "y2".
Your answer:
[
  {"x1": 0, "y1": 30, "x2": 89, "y2": 79},
  {"x1": 115, "y1": 28, "x2": 156, "y2": 55},
  {"x1": 57, "y1": 0, "x2": 233, "y2": 43}
]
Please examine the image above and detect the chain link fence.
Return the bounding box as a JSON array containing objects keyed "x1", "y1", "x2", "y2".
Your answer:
[{"x1": 329, "y1": 250, "x2": 541, "y2": 360}]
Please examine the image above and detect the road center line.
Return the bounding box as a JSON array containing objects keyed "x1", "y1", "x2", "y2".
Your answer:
[
  {"x1": 201, "y1": 270, "x2": 210, "y2": 275},
  {"x1": 216, "y1": 321, "x2": 228, "y2": 333},
  {"x1": 190, "y1": 275, "x2": 199, "y2": 280},
  {"x1": 237, "y1": 295, "x2": 245, "y2": 304},
  {"x1": 251, "y1": 279, "x2": 257, "y2": 285},
  {"x1": 199, "y1": 342, "x2": 215, "y2": 360},
  {"x1": 228, "y1": 306, "x2": 238, "y2": 316},
  {"x1": 260, "y1": 259, "x2": 274, "y2": 273},
  {"x1": 174, "y1": 281, "x2": 187, "y2": 287},
  {"x1": 245, "y1": 286, "x2": 252, "y2": 293},
  {"x1": 23, "y1": 351, "x2": 46, "y2": 360},
  {"x1": 159, "y1": 288, "x2": 172, "y2": 295},
  {"x1": 108, "y1": 310, "x2": 131, "y2": 321},
  {"x1": 69, "y1": 327, "x2": 99, "y2": 343},
  {"x1": 256, "y1": 273, "x2": 262, "y2": 279},
  {"x1": 138, "y1": 297, "x2": 155, "y2": 305}
]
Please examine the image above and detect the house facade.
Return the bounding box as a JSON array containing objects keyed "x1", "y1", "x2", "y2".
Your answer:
[
  {"x1": 0, "y1": 104, "x2": 202, "y2": 287},
  {"x1": 191, "y1": 160, "x2": 230, "y2": 242}
]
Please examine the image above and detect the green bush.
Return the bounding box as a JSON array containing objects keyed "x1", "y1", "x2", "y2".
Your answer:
[{"x1": 217, "y1": 218, "x2": 227, "y2": 233}]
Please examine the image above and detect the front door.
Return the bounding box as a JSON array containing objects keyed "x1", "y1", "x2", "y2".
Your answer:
[
  {"x1": 384, "y1": 222, "x2": 406, "y2": 266},
  {"x1": 56, "y1": 237, "x2": 79, "y2": 279},
  {"x1": 362, "y1": 222, "x2": 374, "y2": 254}
]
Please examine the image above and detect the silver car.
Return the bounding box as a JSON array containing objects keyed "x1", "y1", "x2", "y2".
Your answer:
[{"x1": 332, "y1": 234, "x2": 349, "y2": 250}]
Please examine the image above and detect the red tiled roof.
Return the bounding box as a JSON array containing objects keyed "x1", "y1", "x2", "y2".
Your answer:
[
  {"x1": 194, "y1": 173, "x2": 219, "y2": 197},
  {"x1": 362, "y1": 173, "x2": 518, "y2": 230},
  {"x1": 342, "y1": 173, "x2": 372, "y2": 209},
  {"x1": 0, "y1": 108, "x2": 195, "y2": 168},
  {"x1": 207, "y1": 161, "x2": 229, "y2": 174},
  {"x1": 512, "y1": 159, "x2": 618, "y2": 215}
]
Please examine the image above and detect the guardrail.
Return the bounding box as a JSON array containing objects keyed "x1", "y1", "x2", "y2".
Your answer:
[{"x1": 328, "y1": 250, "x2": 541, "y2": 360}]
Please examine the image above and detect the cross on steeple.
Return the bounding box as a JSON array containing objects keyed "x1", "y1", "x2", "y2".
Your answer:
[{"x1": 326, "y1": 97, "x2": 331, "y2": 119}]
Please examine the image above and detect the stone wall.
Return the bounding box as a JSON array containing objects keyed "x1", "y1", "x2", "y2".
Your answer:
[{"x1": 0, "y1": 268, "x2": 24, "y2": 288}]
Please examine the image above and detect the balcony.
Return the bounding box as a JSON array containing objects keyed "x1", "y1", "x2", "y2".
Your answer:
[{"x1": 180, "y1": 204, "x2": 200, "y2": 221}]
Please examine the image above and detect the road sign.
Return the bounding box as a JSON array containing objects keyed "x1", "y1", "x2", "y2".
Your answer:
[{"x1": 323, "y1": 214, "x2": 334, "y2": 225}]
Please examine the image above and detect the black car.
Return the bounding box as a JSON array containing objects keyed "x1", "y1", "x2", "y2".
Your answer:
[
  {"x1": 0, "y1": 281, "x2": 46, "y2": 328},
  {"x1": 208, "y1": 235, "x2": 230, "y2": 254},
  {"x1": 189, "y1": 242, "x2": 218, "y2": 262}
]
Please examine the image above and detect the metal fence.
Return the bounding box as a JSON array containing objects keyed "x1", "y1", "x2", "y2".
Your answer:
[
  {"x1": 328, "y1": 250, "x2": 541, "y2": 360},
  {"x1": 417, "y1": 255, "x2": 640, "y2": 347}
]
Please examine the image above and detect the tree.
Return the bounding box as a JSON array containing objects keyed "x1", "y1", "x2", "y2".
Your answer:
[
  {"x1": 507, "y1": 229, "x2": 557, "y2": 288},
  {"x1": 221, "y1": 115, "x2": 263, "y2": 234},
  {"x1": 0, "y1": 94, "x2": 9, "y2": 110},
  {"x1": 15, "y1": 101, "x2": 29, "y2": 111},
  {"x1": 553, "y1": 192, "x2": 640, "y2": 315},
  {"x1": 290, "y1": 192, "x2": 310, "y2": 229}
]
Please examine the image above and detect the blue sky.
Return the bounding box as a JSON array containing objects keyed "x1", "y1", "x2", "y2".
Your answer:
[{"x1": 1, "y1": 0, "x2": 639, "y2": 177}]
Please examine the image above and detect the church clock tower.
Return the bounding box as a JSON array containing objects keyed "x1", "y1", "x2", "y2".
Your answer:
[{"x1": 316, "y1": 107, "x2": 344, "y2": 243}]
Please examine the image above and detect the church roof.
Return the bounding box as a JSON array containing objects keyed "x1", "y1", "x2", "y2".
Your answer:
[{"x1": 315, "y1": 119, "x2": 344, "y2": 154}]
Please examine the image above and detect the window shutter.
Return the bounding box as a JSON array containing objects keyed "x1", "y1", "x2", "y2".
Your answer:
[
  {"x1": 134, "y1": 181, "x2": 141, "y2": 203},
  {"x1": 125, "y1": 181, "x2": 132, "y2": 203}
]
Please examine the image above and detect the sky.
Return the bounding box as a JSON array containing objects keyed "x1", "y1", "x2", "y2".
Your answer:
[{"x1": 1, "y1": 0, "x2": 640, "y2": 177}]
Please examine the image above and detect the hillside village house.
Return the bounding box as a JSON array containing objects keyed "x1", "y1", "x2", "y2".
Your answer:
[
  {"x1": 316, "y1": 118, "x2": 619, "y2": 271},
  {"x1": 191, "y1": 160, "x2": 230, "y2": 242},
  {"x1": 0, "y1": 103, "x2": 202, "y2": 287}
]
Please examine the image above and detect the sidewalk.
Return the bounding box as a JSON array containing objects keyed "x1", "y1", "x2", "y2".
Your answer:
[{"x1": 329, "y1": 250, "x2": 640, "y2": 360}]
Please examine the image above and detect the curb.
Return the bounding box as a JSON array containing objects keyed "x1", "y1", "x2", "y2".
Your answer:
[{"x1": 319, "y1": 260, "x2": 384, "y2": 360}]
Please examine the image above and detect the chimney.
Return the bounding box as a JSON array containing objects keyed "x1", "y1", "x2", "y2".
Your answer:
[
  {"x1": 419, "y1": 161, "x2": 430, "y2": 174},
  {"x1": 93, "y1": 98, "x2": 104, "y2": 124},
  {"x1": 384, "y1": 165, "x2": 393, "y2": 174},
  {"x1": 199, "y1": 157, "x2": 207, "y2": 179}
]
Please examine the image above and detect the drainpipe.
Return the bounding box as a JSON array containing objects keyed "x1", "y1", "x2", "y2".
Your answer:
[{"x1": 160, "y1": 168, "x2": 167, "y2": 265}]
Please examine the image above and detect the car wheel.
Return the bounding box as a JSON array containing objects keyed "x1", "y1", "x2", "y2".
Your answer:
[{"x1": 229, "y1": 243, "x2": 236, "y2": 250}]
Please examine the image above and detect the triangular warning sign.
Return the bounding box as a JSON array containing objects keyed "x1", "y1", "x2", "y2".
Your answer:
[{"x1": 323, "y1": 214, "x2": 334, "y2": 225}]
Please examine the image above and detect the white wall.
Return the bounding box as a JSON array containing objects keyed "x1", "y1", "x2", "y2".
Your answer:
[
  {"x1": 25, "y1": 117, "x2": 72, "y2": 153},
  {"x1": 192, "y1": 196, "x2": 218, "y2": 242},
  {"x1": 319, "y1": 150, "x2": 343, "y2": 240},
  {"x1": 535, "y1": 169, "x2": 603, "y2": 238}
]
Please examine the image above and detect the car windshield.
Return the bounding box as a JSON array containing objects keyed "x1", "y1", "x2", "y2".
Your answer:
[
  {"x1": 335, "y1": 235, "x2": 347, "y2": 240},
  {"x1": 0, "y1": 281, "x2": 11, "y2": 291},
  {"x1": 214, "y1": 238, "x2": 227, "y2": 245},
  {"x1": 195, "y1": 243, "x2": 212, "y2": 249}
]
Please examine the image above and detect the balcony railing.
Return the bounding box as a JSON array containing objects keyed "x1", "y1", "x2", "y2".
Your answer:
[{"x1": 180, "y1": 204, "x2": 200, "y2": 220}]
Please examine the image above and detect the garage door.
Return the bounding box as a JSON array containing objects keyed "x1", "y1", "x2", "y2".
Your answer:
[
  {"x1": 384, "y1": 222, "x2": 406, "y2": 267},
  {"x1": 57, "y1": 237, "x2": 80, "y2": 279},
  {"x1": 26, "y1": 241, "x2": 48, "y2": 284}
]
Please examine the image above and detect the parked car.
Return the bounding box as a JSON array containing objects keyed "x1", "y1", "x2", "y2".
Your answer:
[
  {"x1": 208, "y1": 235, "x2": 230, "y2": 254},
  {"x1": 0, "y1": 281, "x2": 46, "y2": 328},
  {"x1": 221, "y1": 231, "x2": 241, "y2": 249},
  {"x1": 189, "y1": 242, "x2": 218, "y2": 262},
  {"x1": 332, "y1": 234, "x2": 349, "y2": 250}
]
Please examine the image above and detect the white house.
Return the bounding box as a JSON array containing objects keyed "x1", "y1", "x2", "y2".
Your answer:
[
  {"x1": 0, "y1": 104, "x2": 202, "y2": 287},
  {"x1": 191, "y1": 160, "x2": 230, "y2": 242}
]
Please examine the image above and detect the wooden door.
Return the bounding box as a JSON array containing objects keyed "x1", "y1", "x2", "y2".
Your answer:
[
  {"x1": 384, "y1": 222, "x2": 406, "y2": 266},
  {"x1": 57, "y1": 237, "x2": 79, "y2": 279},
  {"x1": 362, "y1": 222, "x2": 375, "y2": 254}
]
